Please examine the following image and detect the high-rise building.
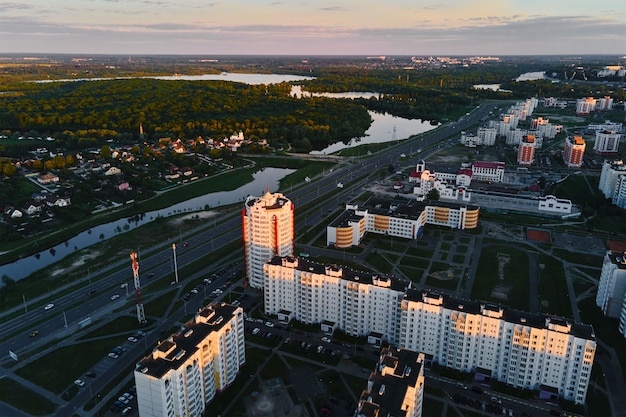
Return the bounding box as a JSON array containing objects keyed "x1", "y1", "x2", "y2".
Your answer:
[
  {"x1": 517, "y1": 135, "x2": 536, "y2": 166},
  {"x1": 596, "y1": 251, "x2": 626, "y2": 319},
  {"x1": 134, "y1": 304, "x2": 246, "y2": 417},
  {"x1": 576, "y1": 97, "x2": 597, "y2": 115},
  {"x1": 598, "y1": 160, "x2": 626, "y2": 199},
  {"x1": 356, "y1": 347, "x2": 425, "y2": 417},
  {"x1": 263, "y1": 257, "x2": 596, "y2": 404},
  {"x1": 242, "y1": 191, "x2": 294, "y2": 288},
  {"x1": 563, "y1": 136, "x2": 586, "y2": 168},
  {"x1": 594, "y1": 130, "x2": 621, "y2": 154}
]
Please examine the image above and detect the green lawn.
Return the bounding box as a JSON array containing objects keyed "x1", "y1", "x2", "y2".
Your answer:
[
  {"x1": 16, "y1": 336, "x2": 128, "y2": 394},
  {"x1": 0, "y1": 378, "x2": 57, "y2": 416},
  {"x1": 78, "y1": 315, "x2": 150, "y2": 340},
  {"x1": 537, "y1": 254, "x2": 572, "y2": 317},
  {"x1": 400, "y1": 255, "x2": 431, "y2": 269},
  {"x1": 472, "y1": 246, "x2": 530, "y2": 310},
  {"x1": 365, "y1": 252, "x2": 393, "y2": 274}
]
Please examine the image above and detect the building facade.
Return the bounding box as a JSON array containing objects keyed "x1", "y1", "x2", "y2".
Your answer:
[
  {"x1": 134, "y1": 304, "x2": 246, "y2": 417},
  {"x1": 326, "y1": 198, "x2": 479, "y2": 248},
  {"x1": 399, "y1": 290, "x2": 595, "y2": 405},
  {"x1": 594, "y1": 130, "x2": 621, "y2": 154},
  {"x1": 517, "y1": 135, "x2": 536, "y2": 166},
  {"x1": 263, "y1": 260, "x2": 596, "y2": 404},
  {"x1": 598, "y1": 160, "x2": 626, "y2": 201},
  {"x1": 471, "y1": 161, "x2": 505, "y2": 183},
  {"x1": 242, "y1": 191, "x2": 294, "y2": 288},
  {"x1": 596, "y1": 251, "x2": 626, "y2": 319},
  {"x1": 356, "y1": 347, "x2": 425, "y2": 417},
  {"x1": 563, "y1": 136, "x2": 586, "y2": 168}
]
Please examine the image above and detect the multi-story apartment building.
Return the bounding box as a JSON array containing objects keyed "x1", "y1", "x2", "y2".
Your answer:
[
  {"x1": 242, "y1": 191, "x2": 294, "y2": 288},
  {"x1": 263, "y1": 259, "x2": 596, "y2": 404},
  {"x1": 325, "y1": 197, "x2": 479, "y2": 248},
  {"x1": 264, "y1": 257, "x2": 407, "y2": 342},
  {"x1": 517, "y1": 135, "x2": 536, "y2": 166},
  {"x1": 599, "y1": 160, "x2": 626, "y2": 199},
  {"x1": 356, "y1": 347, "x2": 425, "y2": 417},
  {"x1": 134, "y1": 304, "x2": 246, "y2": 417},
  {"x1": 399, "y1": 290, "x2": 595, "y2": 405},
  {"x1": 576, "y1": 97, "x2": 597, "y2": 115},
  {"x1": 613, "y1": 176, "x2": 626, "y2": 209},
  {"x1": 596, "y1": 251, "x2": 626, "y2": 319},
  {"x1": 594, "y1": 130, "x2": 621, "y2": 154},
  {"x1": 563, "y1": 136, "x2": 585, "y2": 168}
]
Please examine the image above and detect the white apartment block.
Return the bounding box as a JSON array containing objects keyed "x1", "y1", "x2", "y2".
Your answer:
[
  {"x1": 263, "y1": 257, "x2": 407, "y2": 343},
  {"x1": 594, "y1": 130, "x2": 621, "y2": 154},
  {"x1": 134, "y1": 304, "x2": 246, "y2": 417},
  {"x1": 598, "y1": 160, "x2": 626, "y2": 200},
  {"x1": 263, "y1": 260, "x2": 596, "y2": 405},
  {"x1": 596, "y1": 251, "x2": 626, "y2": 319},
  {"x1": 357, "y1": 347, "x2": 425, "y2": 417},
  {"x1": 460, "y1": 128, "x2": 496, "y2": 147},
  {"x1": 576, "y1": 98, "x2": 596, "y2": 115},
  {"x1": 613, "y1": 175, "x2": 626, "y2": 209},
  {"x1": 325, "y1": 198, "x2": 479, "y2": 248},
  {"x1": 242, "y1": 191, "x2": 294, "y2": 288},
  {"x1": 399, "y1": 290, "x2": 595, "y2": 405}
]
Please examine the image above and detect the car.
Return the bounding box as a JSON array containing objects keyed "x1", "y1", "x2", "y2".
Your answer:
[
  {"x1": 321, "y1": 336, "x2": 332, "y2": 343},
  {"x1": 110, "y1": 294, "x2": 120, "y2": 301},
  {"x1": 252, "y1": 328, "x2": 260, "y2": 335},
  {"x1": 108, "y1": 352, "x2": 119, "y2": 359},
  {"x1": 29, "y1": 330, "x2": 39, "y2": 337},
  {"x1": 128, "y1": 336, "x2": 138, "y2": 343},
  {"x1": 183, "y1": 242, "x2": 189, "y2": 247},
  {"x1": 74, "y1": 379, "x2": 85, "y2": 387},
  {"x1": 122, "y1": 406, "x2": 132, "y2": 416},
  {"x1": 123, "y1": 393, "x2": 134, "y2": 400},
  {"x1": 44, "y1": 303, "x2": 55, "y2": 311},
  {"x1": 87, "y1": 289, "x2": 97, "y2": 296},
  {"x1": 471, "y1": 386, "x2": 484, "y2": 394},
  {"x1": 137, "y1": 330, "x2": 147, "y2": 337},
  {"x1": 112, "y1": 401, "x2": 124, "y2": 410},
  {"x1": 456, "y1": 382, "x2": 467, "y2": 390},
  {"x1": 490, "y1": 396, "x2": 502, "y2": 404},
  {"x1": 147, "y1": 272, "x2": 155, "y2": 278},
  {"x1": 265, "y1": 321, "x2": 274, "y2": 328},
  {"x1": 118, "y1": 396, "x2": 129, "y2": 404},
  {"x1": 120, "y1": 283, "x2": 128, "y2": 288}
]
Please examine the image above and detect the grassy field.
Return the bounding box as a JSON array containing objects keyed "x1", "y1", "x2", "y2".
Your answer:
[
  {"x1": 537, "y1": 254, "x2": 572, "y2": 317},
  {"x1": 16, "y1": 336, "x2": 128, "y2": 394},
  {"x1": 0, "y1": 378, "x2": 58, "y2": 416},
  {"x1": 472, "y1": 246, "x2": 530, "y2": 311}
]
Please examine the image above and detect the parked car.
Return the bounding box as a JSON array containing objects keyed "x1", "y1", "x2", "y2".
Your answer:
[
  {"x1": 74, "y1": 379, "x2": 85, "y2": 387},
  {"x1": 128, "y1": 336, "x2": 138, "y2": 343},
  {"x1": 29, "y1": 330, "x2": 39, "y2": 337},
  {"x1": 490, "y1": 396, "x2": 502, "y2": 404}
]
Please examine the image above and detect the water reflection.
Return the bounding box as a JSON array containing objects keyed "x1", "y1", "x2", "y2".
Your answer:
[{"x1": 0, "y1": 168, "x2": 293, "y2": 281}]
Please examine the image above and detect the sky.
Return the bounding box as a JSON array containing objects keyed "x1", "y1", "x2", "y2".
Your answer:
[{"x1": 1, "y1": 0, "x2": 625, "y2": 56}]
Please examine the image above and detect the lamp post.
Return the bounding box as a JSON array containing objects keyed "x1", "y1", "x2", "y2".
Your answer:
[
  {"x1": 22, "y1": 294, "x2": 27, "y2": 313},
  {"x1": 172, "y1": 243, "x2": 179, "y2": 284}
]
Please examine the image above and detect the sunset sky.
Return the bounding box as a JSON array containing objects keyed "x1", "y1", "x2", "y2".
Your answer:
[{"x1": 1, "y1": 0, "x2": 625, "y2": 56}]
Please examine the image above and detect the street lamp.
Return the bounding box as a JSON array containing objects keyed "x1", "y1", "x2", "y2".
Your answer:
[{"x1": 172, "y1": 243, "x2": 179, "y2": 284}]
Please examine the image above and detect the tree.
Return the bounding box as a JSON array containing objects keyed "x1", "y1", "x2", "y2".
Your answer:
[
  {"x1": 100, "y1": 144, "x2": 111, "y2": 159},
  {"x1": 426, "y1": 189, "x2": 440, "y2": 200}
]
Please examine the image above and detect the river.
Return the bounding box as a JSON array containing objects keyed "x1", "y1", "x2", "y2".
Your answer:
[{"x1": 0, "y1": 167, "x2": 293, "y2": 281}]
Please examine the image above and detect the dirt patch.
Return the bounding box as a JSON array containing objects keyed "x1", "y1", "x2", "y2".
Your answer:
[
  {"x1": 168, "y1": 210, "x2": 219, "y2": 225},
  {"x1": 50, "y1": 250, "x2": 102, "y2": 277}
]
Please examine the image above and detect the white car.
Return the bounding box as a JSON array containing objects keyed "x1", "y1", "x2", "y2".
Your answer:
[
  {"x1": 252, "y1": 328, "x2": 260, "y2": 335},
  {"x1": 74, "y1": 379, "x2": 85, "y2": 387},
  {"x1": 265, "y1": 321, "x2": 274, "y2": 328},
  {"x1": 110, "y1": 294, "x2": 120, "y2": 301},
  {"x1": 44, "y1": 303, "x2": 55, "y2": 311},
  {"x1": 321, "y1": 337, "x2": 332, "y2": 343},
  {"x1": 128, "y1": 336, "x2": 138, "y2": 343}
]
